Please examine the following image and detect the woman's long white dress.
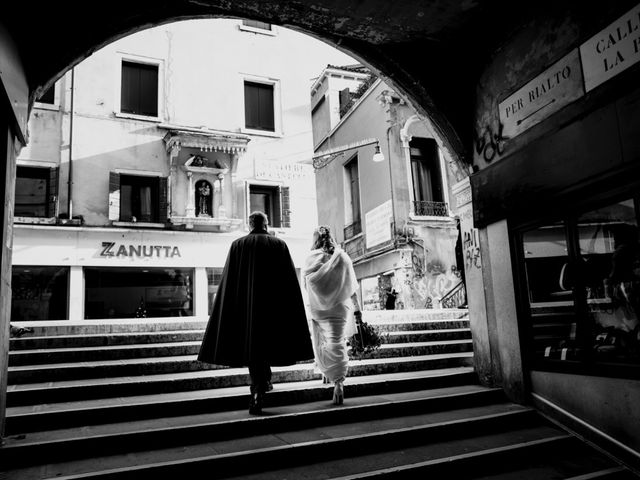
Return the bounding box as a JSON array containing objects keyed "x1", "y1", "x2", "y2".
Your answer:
[{"x1": 303, "y1": 248, "x2": 358, "y2": 383}]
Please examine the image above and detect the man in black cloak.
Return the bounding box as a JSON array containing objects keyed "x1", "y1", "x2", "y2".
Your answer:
[{"x1": 198, "y1": 211, "x2": 313, "y2": 414}]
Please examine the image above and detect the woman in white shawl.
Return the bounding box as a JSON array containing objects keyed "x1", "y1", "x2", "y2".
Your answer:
[{"x1": 304, "y1": 226, "x2": 363, "y2": 405}]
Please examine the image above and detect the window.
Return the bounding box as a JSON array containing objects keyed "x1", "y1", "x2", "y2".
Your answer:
[
  {"x1": 409, "y1": 138, "x2": 446, "y2": 216},
  {"x1": 11, "y1": 266, "x2": 69, "y2": 321},
  {"x1": 121, "y1": 61, "x2": 158, "y2": 117},
  {"x1": 344, "y1": 156, "x2": 361, "y2": 239},
  {"x1": 518, "y1": 197, "x2": 640, "y2": 378},
  {"x1": 15, "y1": 166, "x2": 58, "y2": 218},
  {"x1": 109, "y1": 172, "x2": 168, "y2": 224},
  {"x1": 248, "y1": 184, "x2": 290, "y2": 228},
  {"x1": 242, "y1": 19, "x2": 272, "y2": 30},
  {"x1": 36, "y1": 84, "x2": 55, "y2": 104},
  {"x1": 244, "y1": 81, "x2": 275, "y2": 132},
  {"x1": 85, "y1": 267, "x2": 194, "y2": 319}
]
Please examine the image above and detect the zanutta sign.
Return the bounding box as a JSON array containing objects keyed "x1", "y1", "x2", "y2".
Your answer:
[{"x1": 99, "y1": 242, "x2": 182, "y2": 258}]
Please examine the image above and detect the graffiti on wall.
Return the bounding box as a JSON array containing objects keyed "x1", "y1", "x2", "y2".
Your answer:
[
  {"x1": 463, "y1": 228, "x2": 482, "y2": 269},
  {"x1": 474, "y1": 122, "x2": 506, "y2": 163}
]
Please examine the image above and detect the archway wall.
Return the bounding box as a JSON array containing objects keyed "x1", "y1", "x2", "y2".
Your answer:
[
  {"x1": 5, "y1": 1, "x2": 512, "y2": 180},
  {"x1": 467, "y1": 0, "x2": 640, "y2": 457}
]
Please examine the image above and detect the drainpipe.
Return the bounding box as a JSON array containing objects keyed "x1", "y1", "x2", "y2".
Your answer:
[
  {"x1": 385, "y1": 125, "x2": 396, "y2": 247},
  {"x1": 67, "y1": 67, "x2": 74, "y2": 218}
]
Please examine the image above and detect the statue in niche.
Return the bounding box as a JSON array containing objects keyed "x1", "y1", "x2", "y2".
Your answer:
[{"x1": 196, "y1": 180, "x2": 212, "y2": 217}]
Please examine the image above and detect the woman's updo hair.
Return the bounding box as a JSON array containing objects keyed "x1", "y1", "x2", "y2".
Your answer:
[{"x1": 312, "y1": 225, "x2": 335, "y2": 254}]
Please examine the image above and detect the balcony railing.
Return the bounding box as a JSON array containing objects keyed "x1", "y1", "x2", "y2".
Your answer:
[
  {"x1": 413, "y1": 200, "x2": 449, "y2": 217},
  {"x1": 343, "y1": 235, "x2": 365, "y2": 259},
  {"x1": 344, "y1": 220, "x2": 362, "y2": 240}
]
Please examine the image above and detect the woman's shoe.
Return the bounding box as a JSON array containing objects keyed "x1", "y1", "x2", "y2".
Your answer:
[{"x1": 332, "y1": 381, "x2": 344, "y2": 405}]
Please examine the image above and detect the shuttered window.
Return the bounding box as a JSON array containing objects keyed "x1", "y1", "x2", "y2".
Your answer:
[
  {"x1": 121, "y1": 61, "x2": 159, "y2": 117},
  {"x1": 248, "y1": 184, "x2": 290, "y2": 228},
  {"x1": 15, "y1": 166, "x2": 58, "y2": 217},
  {"x1": 109, "y1": 172, "x2": 167, "y2": 224},
  {"x1": 244, "y1": 81, "x2": 275, "y2": 131}
]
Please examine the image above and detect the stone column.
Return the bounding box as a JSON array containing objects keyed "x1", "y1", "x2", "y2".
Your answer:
[
  {"x1": 68, "y1": 266, "x2": 84, "y2": 321},
  {"x1": 194, "y1": 267, "x2": 209, "y2": 318},
  {"x1": 217, "y1": 173, "x2": 227, "y2": 218},
  {"x1": 185, "y1": 171, "x2": 195, "y2": 218}
]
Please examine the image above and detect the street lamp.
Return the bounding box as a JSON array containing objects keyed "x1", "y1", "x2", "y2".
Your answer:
[{"x1": 372, "y1": 142, "x2": 384, "y2": 162}]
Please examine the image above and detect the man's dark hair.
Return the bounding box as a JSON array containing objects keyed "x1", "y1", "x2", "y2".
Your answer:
[{"x1": 249, "y1": 211, "x2": 269, "y2": 230}]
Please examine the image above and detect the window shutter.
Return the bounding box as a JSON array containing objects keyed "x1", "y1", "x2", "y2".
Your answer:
[
  {"x1": 281, "y1": 186, "x2": 291, "y2": 228},
  {"x1": 108, "y1": 172, "x2": 121, "y2": 221},
  {"x1": 48, "y1": 167, "x2": 59, "y2": 217},
  {"x1": 158, "y1": 177, "x2": 168, "y2": 222}
]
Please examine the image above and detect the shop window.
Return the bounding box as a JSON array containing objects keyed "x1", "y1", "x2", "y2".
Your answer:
[
  {"x1": 409, "y1": 138, "x2": 446, "y2": 216},
  {"x1": 121, "y1": 60, "x2": 159, "y2": 117},
  {"x1": 244, "y1": 81, "x2": 275, "y2": 131},
  {"x1": 15, "y1": 166, "x2": 58, "y2": 218},
  {"x1": 344, "y1": 156, "x2": 361, "y2": 239},
  {"x1": 85, "y1": 267, "x2": 193, "y2": 319},
  {"x1": 518, "y1": 197, "x2": 640, "y2": 376},
  {"x1": 109, "y1": 172, "x2": 168, "y2": 223},
  {"x1": 242, "y1": 19, "x2": 272, "y2": 30},
  {"x1": 206, "y1": 267, "x2": 224, "y2": 315},
  {"x1": 11, "y1": 266, "x2": 69, "y2": 321},
  {"x1": 249, "y1": 184, "x2": 290, "y2": 228}
]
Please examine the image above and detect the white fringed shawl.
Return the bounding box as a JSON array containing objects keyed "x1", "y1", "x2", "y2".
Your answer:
[{"x1": 304, "y1": 247, "x2": 359, "y2": 337}]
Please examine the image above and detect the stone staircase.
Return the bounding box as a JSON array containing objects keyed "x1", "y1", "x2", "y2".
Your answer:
[{"x1": 0, "y1": 309, "x2": 636, "y2": 479}]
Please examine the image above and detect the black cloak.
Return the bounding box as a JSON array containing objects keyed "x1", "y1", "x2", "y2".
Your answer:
[{"x1": 198, "y1": 230, "x2": 314, "y2": 367}]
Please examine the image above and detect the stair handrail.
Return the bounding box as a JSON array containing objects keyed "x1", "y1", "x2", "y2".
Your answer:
[{"x1": 441, "y1": 281, "x2": 467, "y2": 309}]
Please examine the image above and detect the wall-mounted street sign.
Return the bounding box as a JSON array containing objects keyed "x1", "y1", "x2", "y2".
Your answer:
[
  {"x1": 99, "y1": 242, "x2": 182, "y2": 258},
  {"x1": 580, "y1": 3, "x2": 640, "y2": 92},
  {"x1": 499, "y1": 49, "x2": 585, "y2": 139}
]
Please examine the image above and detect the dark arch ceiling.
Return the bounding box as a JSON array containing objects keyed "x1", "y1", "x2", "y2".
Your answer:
[{"x1": 3, "y1": 0, "x2": 590, "y2": 166}]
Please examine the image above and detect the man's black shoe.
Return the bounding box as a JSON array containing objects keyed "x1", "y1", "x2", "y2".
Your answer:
[{"x1": 249, "y1": 392, "x2": 263, "y2": 415}]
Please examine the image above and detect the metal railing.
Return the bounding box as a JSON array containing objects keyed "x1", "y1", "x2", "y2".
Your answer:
[
  {"x1": 441, "y1": 281, "x2": 467, "y2": 309},
  {"x1": 343, "y1": 235, "x2": 365, "y2": 259},
  {"x1": 413, "y1": 200, "x2": 448, "y2": 217},
  {"x1": 344, "y1": 220, "x2": 362, "y2": 240}
]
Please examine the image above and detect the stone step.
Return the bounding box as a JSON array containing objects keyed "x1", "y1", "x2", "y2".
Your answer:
[
  {"x1": 6, "y1": 354, "x2": 475, "y2": 407},
  {"x1": 367, "y1": 318, "x2": 469, "y2": 331},
  {"x1": 0, "y1": 383, "x2": 504, "y2": 468},
  {"x1": 6, "y1": 368, "x2": 478, "y2": 434},
  {"x1": 8, "y1": 310, "x2": 468, "y2": 338},
  {"x1": 9, "y1": 330, "x2": 206, "y2": 350},
  {"x1": 8, "y1": 339, "x2": 473, "y2": 366},
  {"x1": 9, "y1": 327, "x2": 472, "y2": 352},
  {"x1": 383, "y1": 328, "x2": 471, "y2": 343},
  {"x1": 1, "y1": 403, "x2": 558, "y2": 478}
]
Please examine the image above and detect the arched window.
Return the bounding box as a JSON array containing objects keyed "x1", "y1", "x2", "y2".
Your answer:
[{"x1": 195, "y1": 180, "x2": 213, "y2": 217}]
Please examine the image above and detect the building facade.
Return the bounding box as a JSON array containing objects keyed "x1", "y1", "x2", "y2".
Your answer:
[
  {"x1": 310, "y1": 66, "x2": 466, "y2": 311},
  {"x1": 11, "y1": 19, "x2": 324, "y2": 323}
]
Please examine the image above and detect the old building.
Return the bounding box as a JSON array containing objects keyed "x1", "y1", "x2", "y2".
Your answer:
[
  {"x1": 11, "y1": 19, "x2": 339, "y2": 322},
  {"x1": 310, "y1": 65, "x2": 465, "y2": 311}
]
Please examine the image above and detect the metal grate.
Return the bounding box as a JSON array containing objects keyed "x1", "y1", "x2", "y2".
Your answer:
[{"x1": 413, "y1": 200, "x2": 448, "y2": 217}]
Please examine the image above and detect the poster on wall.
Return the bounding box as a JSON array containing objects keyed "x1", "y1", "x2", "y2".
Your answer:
[
  {"x1": 365, "y1": 200, "x2": 392, "y2": 249},
  {"x1": 361, "y1": 276, "x2": 381, "y2": 310}
]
